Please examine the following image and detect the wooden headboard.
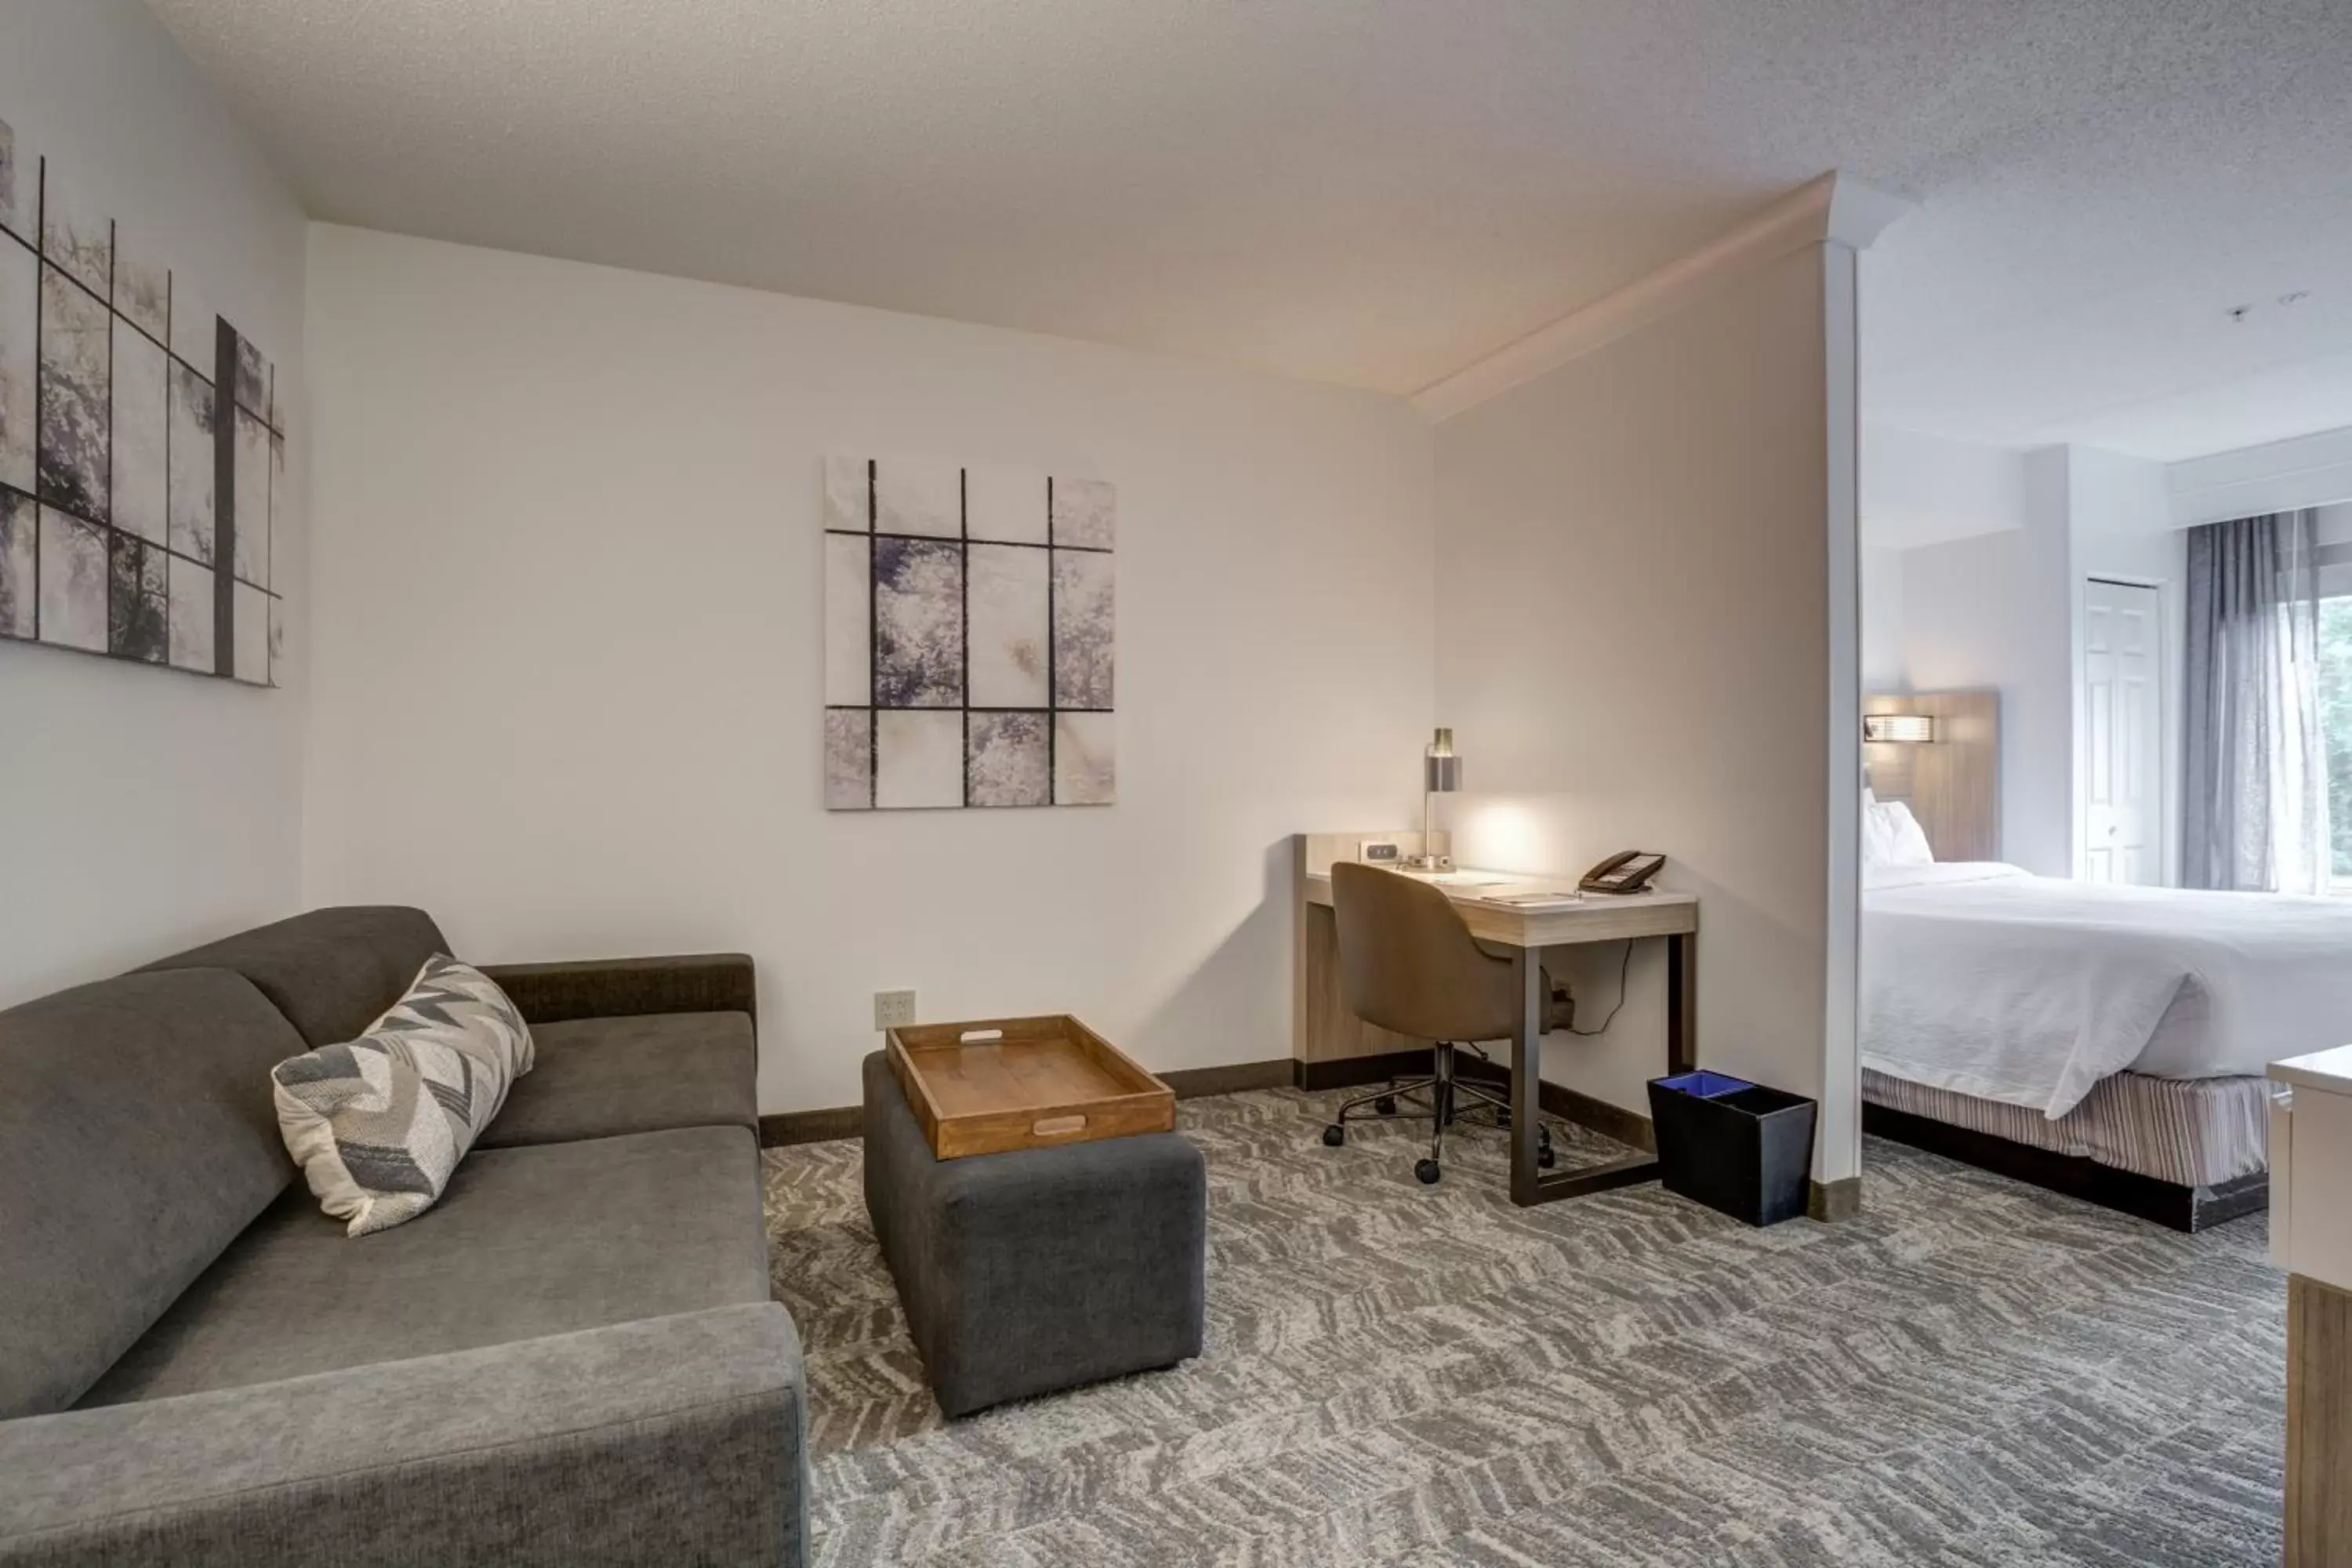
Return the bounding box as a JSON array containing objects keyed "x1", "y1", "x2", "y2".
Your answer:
[{"x1": 1864, "y1": 690, "x2": 1999, "y2": 862}]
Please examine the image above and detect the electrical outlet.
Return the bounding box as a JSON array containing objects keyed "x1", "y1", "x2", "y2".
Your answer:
[
  {"x1": 1359, "y1": 839, "x2": 1402, "y2": 864},
  {"x1": 873, "y1": 989, "x2": 917, "y2": 1031}
]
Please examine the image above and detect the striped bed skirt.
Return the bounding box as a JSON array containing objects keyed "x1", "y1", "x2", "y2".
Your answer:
[{"x1": 1861, "y1": 1068, "x2": 2270, "y2": 1189}]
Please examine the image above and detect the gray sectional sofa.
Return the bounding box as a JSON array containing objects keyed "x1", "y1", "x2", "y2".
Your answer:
[{"x1": 0, "y1": 907, "x2": 806, "y2": 1568}]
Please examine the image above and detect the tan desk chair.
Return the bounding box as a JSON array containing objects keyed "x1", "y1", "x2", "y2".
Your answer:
[{"x1": 1324, "y1": 861, "x2": 1568, "y2": 1185}]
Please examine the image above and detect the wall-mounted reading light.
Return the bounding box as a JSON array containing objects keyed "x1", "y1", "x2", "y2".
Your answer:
[{"x1": 1863, "y1": 713, "x2": 1935, "y2": 744}]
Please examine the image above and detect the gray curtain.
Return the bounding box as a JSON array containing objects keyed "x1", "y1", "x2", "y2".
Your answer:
[{"x1": 2182, "y1": 509, "x2": 2330, "y2": 892}]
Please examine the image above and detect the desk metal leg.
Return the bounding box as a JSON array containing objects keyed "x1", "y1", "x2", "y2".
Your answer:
[
  {"x1": 1508, "y1": 950, "x2": 1543, "y2": 1206},
  {"x1": 1508, "y1": 942, "x2": 1669, "y2": 1208},
  {"x1": 1668, "y1": 929, "x2": 1697, "y2": 1075}
]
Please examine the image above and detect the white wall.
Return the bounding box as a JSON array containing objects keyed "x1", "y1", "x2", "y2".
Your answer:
[
  {"x1": 1432, "y1": 244, "x2": 1857, "y2": 1181},
  {"x1": 1860, "y1": 424, "x2": 2028, "y2": 550},
  {"x1": 1884, "y1": 443, "x2": 2180, "y2": 881},
  {"x1": 1857, "y1": 426, "x2": 2038, "y2": 713},
  {"x1": 0, "y1": 0, "x2": 309, "y2": 1005},
  {"x1": 1857, "y1": 423, "x2": 2032, "y2": 706},
  {"x1": 302, "y1": 225, "x2": 1436, "y2": 1114},
  {"x1": 1897, "y1": 506, "x2": 2072, "y2": 875},
  {"x1": 1860, "y1": 545, "x2": 1906, "y2": 689}
]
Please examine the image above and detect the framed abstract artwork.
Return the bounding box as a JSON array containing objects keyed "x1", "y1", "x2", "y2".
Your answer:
[
  {"x1": 0, "y1": 112, "x2": 285, "y2": 685},
  {"x1": 823, "y1": 457, "x2": 1115, "y2": 809}
]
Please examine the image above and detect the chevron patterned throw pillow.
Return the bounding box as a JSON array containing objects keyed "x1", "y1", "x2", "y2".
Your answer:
[{"x1": 271, "y1": 953, "x2": 535, "y2": 1236}]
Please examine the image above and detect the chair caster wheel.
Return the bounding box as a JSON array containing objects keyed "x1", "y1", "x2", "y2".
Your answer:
[
  {"x1": 1414, "y1": 1159, "x2": 1441, "y2": 1185},
  {"x1": 1537, "y1": 1146, "x2": 1558, "y2": 1170},
  {"x1": 1374, "y1": 1094, "x2": 1398, "y2": 1116},
  {"x1": 1322, "y1": 1123, "x2": 1345, "y2": 1148}
]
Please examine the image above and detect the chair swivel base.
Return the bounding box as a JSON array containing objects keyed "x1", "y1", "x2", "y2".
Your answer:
[{"x1": 1319, "y1": 1046, "x2": 1559, "y2": 1185}]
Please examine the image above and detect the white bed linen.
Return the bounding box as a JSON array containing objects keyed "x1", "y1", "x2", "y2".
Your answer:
[{"x1": 1862, "y1": 862, "x2": 2352, "y2": 1117}]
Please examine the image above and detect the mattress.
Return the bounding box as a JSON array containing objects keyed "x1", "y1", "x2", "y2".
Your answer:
[{"x1": 1862, "y1": 1067, "x2": 2268, "y2": 1189}]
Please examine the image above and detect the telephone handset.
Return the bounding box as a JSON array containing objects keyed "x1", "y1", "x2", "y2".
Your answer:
[{"x1": 1578, "y1": 850, "x2": 1666, "y2": 895}]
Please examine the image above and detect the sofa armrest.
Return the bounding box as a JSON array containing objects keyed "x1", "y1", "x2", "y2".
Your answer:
[
  {"x1": 0, "y1": 1303, "x2": 807, "y2": 1568},
  {"x1": 480, "y1": 953, "x2": 757, "y2": 1029}
]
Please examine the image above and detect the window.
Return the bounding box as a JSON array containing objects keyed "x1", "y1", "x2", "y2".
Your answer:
[{"x1": 2324, "y1": 597, "x2": 2352, "y2": 884}]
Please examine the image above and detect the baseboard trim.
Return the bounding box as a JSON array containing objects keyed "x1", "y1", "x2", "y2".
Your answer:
[
  {"x1": 1809, "y1": 1176, "x2": 1864, "y2": 1222},
  {"x1": 1294, "y1": 1051, "x2": 1432, "y2": 1094},
  {"x1": 1295, "y1": 1052, "x2": 1657, "y2": 1151},
  {"x1": 758, "y1": 1057, "x2": 1302, "y2": 1147},
  {"x1": 1545, "y1": 1083, "x2": 1657, "y2": 1153},
  {"x1": 1160, "y1": 1058, "x2": 1295, "y2": 1098},
  {"x1": 758, "y1": 1107, "x2": 862, "y2": 1148},
  {"x1": 758, "y1": 1053, "x2": 1663, "y2": 1152}
]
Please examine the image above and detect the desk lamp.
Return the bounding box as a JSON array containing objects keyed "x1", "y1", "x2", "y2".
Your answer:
[{"x1": 1405, "y1": 728, "x2": 1459, "y2": 870}]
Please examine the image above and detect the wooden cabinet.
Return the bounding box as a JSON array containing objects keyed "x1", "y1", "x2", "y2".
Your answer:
[{"x1": 2270, "y1": 1047, "x2": 2352, "y2": 1566}]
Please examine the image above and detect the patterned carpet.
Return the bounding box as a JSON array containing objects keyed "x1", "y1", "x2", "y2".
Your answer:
[{"x1": 762, "y1": 1087, "x2": 2285, "y2": 1567}]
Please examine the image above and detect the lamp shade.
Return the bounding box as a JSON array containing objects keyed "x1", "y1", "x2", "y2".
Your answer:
[
  {"x1": 1863, "y1": 713, "x2": 1935, "y2": 744},
  {"x1": 1425, "y1": 728, "x2": 1461, "y2": 792}
]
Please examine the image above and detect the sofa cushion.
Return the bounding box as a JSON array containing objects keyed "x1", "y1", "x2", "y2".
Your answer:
[
  {"x1": 477, "y1": 1011, "x2": 757, "y2": 1149},
  {"x1": 273, "y1": 954, "x2": 537, "y2": 1236},
  {"x1": 0, "y1": 970, "x2": 304, "y2": 1419},
  {"x1": 80, "y1": 1126, "x2": 770, "y2": 1406},
  {"x1": 141, "y1": 906, "x2": 451, "y2": 1049}
]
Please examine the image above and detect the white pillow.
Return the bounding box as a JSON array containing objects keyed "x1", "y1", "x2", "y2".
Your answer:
[
  {"x1": 271, "y1": 954, "x2": 534, "y2": 1236},
  {"x1": 1860, "y1": 804, "x2": 1893, "y2": 866},
  {"x1": 1864, "y1": 799, "x2": 1936, "y2": 867}
]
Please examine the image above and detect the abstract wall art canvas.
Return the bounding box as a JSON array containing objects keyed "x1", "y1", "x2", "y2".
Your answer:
[
  {"x1": 824, "y1": 457, "x2": 1115, "y2": 809},
  {"x1": 0, "y1": 111, "x2": 285, "y2": 685}
]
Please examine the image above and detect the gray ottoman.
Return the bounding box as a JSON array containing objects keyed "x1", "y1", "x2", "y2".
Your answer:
[{"x1": 860, "y1": 1051, "x2": 1207, "y2": 1417}]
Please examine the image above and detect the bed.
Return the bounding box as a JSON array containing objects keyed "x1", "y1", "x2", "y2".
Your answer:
[
  {"x1": 1860, "y1": 858, "x2": 2352, "y2": 1226},
  {"x1": 1858, "y1": 691, "x2": 2352, "y2": 1229}
]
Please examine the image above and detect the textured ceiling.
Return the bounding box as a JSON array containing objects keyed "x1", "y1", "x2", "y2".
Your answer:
[{"x1": 145, "y1": 0, "x2": 2352, "y2": 456}]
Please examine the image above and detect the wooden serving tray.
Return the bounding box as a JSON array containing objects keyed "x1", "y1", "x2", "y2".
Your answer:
[{"x1": 887, "y1": 1014, "x2": 1174, "y2": 1160}]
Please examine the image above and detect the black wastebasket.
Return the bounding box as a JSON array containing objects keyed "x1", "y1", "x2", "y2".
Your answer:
[{"x1": 1646, "y1": 1071, "x2": 1817, "y2": 1227}]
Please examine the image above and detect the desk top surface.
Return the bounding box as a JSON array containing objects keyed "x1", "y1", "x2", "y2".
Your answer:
[
  {"x1": 2272, "y1": 1044, "x2": 2352, "y2": 1096},
  {"x1": 1303, "y1": 866, "x2": 1697, "y2": 946}
]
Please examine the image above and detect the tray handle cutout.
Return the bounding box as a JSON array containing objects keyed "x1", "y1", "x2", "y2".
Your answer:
[
  {"x1": 1032, "y1": 1114, "x2": 1087, "y2": 1138},
  {"x1": 960, "y1": 1028, "x2": 1006, "y2": 1044}
]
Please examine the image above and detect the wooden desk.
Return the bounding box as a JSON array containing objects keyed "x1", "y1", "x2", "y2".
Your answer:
[{"x1": 1298, "y1": 844, "x2": 1697, "y2": 1207}]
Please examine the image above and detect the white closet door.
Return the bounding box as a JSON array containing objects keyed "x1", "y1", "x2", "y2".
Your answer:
[{"x1": 2082, "y1": 578, "x2": 2162, "y2": 885}]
